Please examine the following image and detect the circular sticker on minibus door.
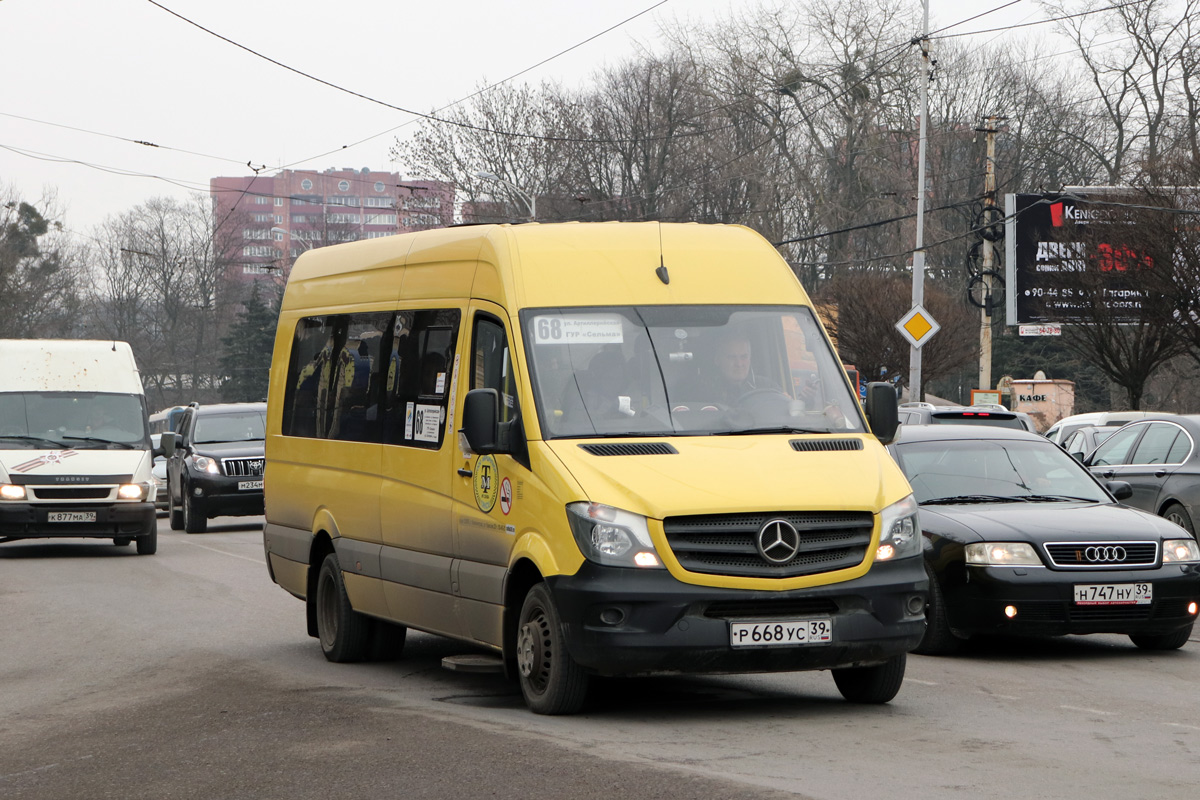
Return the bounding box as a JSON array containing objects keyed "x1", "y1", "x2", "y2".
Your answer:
[{"x1": 473, "y1": 454, "x2": 499, "y2": 513}]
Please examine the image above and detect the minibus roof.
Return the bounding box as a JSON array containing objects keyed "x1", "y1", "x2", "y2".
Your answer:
[{"x1": 282, "y1": 222, "x2": 810, "y2": 312}]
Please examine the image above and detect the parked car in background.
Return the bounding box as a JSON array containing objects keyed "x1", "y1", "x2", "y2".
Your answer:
[
  {"x1": 1044, "y1": 411, "x2": 1160, "y2": 446},
  {"x1": 897, "y1": 402, "x2": 1036, "y2": 432},
  {"x1": 889, "y1": 424, "x2": 1200, "y2": 654},
  {"x1": 162, "y1": 402, "x2": 265, "y2": 533},
  {"x1": 150, "y1": 433, "x2": 168, "y2": 512},
  {"x1": 1083, "y1": 416, "x2": 1200, "y2": 536},
  {"x1": 1062, "y1": 425, "x2": 1117, "y2": 462}
]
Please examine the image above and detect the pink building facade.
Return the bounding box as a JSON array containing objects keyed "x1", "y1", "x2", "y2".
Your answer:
[{"x1": 210, "y1": 168, "x2": 454, "y2": 282}]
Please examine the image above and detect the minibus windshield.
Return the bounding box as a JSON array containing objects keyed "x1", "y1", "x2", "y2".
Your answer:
[
  {"x1": 0, "y1": 392, "x2": 149, "y2": 449},
  {"x1": 521, "y1": 305, "x2": 865, "y2": 439}
]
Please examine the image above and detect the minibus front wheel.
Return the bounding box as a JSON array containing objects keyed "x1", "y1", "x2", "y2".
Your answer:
[
  {"x1": 516, "y1": 583, "x2": 589, "y2": 715},
  {"x1": 831, "y1": 653, "x2": 906, "y2": 704}
]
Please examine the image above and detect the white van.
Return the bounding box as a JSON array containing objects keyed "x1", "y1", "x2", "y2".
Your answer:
[{"x1": 0, "y1": 340, "x2": 158, "y2": 554}]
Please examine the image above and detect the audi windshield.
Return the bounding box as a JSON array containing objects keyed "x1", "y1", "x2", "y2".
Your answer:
[
  {"x1": 891, "y1": 438, "x2": 1110, "y2": 505},
  {"x1": 520, "y1": 305, "x2": 865, "y2": 439}
]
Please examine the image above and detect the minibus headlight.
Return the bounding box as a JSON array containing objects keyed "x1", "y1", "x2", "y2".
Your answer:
[
  {"x1": 566, "y1": 502, "x2": 665, "y2": 569},
  {"x1": 189, "y1": 455, "x2": 221, "y2": 475},
  {"x1": 0, "y1": 484, "x2": 26, "y2": 500},
  {"x1": 1162, "y1": 539, "x2": 1200, "y2": 564},
  {"x1": 118, "y1": 483, "x2": 149, "y2": 500},
  {"x1": 876, "y1": 495, "x2": 921, "y2": 561},
  {"x1": 965, "y1": 542, "x2": 1042, "y2": 566}
]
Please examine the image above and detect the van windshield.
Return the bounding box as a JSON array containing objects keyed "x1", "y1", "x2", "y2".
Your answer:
[
  {"x1": 521, "y1": 305, "x2": 865, "y2": 439},
  {"x1": 0, "y1": 392, "x2": 149, "y2": 449}
]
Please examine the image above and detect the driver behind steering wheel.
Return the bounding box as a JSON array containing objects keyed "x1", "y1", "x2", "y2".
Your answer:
[{"x1": 707, "y1": 333, "x2": 777, "y2": 405}]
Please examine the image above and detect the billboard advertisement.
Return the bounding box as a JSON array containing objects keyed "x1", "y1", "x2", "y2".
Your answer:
[{"x1": 1004, "y1": 192, "x2": 1154, "y2": 325}]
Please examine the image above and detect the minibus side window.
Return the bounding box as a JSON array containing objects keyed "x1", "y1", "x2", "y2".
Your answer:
[
  {"x1": 472, "y1": 316, "x2": 518, "y2": 422},
  {"x1": 283, "y1": 316, "x2": 339, "y2": 439},
  {"x1": 382, "y1": 308, "x2": 461, "y2": 449},
  {"x1": 328, "y1": 313, "x2": 391, "y2": 443}
]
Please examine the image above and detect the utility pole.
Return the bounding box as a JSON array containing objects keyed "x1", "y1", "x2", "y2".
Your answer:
[
  {"x1": 976, "y1": 116, "x2": 1004, "y2": 394},
  {"x1": 908, "y1": 0, "x2": 932, "y2": 402}
]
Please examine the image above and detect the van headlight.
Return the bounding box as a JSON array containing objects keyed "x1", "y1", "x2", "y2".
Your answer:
[
  {"x1": 876, "y1": 494, "x2": 921, "y2": 561},
  {"x1": 189, "y1": 455, "x2": 221, "y2": 475},
  {"x1": 0, "y1": 484, "x2": 26, "y2": 500},
  {"x1": 117, "y1": 483, "x2": 149, "y2": 500},
  {"x1": 566, "y1": 502, "x2": 665, "y2": 569}
]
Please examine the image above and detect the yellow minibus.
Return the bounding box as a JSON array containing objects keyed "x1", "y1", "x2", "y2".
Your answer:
[{"x1": 264, "y1": 222, "x2": 925, "y2": 714}]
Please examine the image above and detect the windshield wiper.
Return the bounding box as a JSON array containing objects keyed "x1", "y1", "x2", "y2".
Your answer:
[
  {"x1": 716, "y1": 426, "x2": 830, "y2": 436},
  {"x1": 61, "y1": 435, "x2": 138, "y2": 450},
  {"x1": 0, "y1": 434, "x2": 65, "y2": 447},
  {"x1": 1020, "y1": 494, "x2": 1096, "y2": 503},
  {"x1": 922, "y1": 494, "x2": 1030, "y2": 505}
]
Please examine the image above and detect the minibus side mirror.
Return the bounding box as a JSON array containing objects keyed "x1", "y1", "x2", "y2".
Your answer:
[
  {"x1": 160, "y1": 431, "x2": 178, "y2": 458},
  {"x1": 865, "y1": 382, "x2": 899, "y2": 445},
  {"x1": 463, "y1": 389, "x2": 500, "y2": 454}
]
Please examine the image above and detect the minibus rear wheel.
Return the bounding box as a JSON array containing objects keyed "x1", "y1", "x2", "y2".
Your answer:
[
  {"x1": 516, "y1": 583, "x2": 589, "y2": 715},
  {"x1": 316, "y1": 552, "x2": 371, "y2": 662},
  {"x1": 832, "y1": 653, "x2": 906, "y2": 704}
]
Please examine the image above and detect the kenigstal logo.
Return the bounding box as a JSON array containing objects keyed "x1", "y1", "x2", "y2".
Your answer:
[{"x1": 12, "y1": 450, "x2": 79, "y2": 473}]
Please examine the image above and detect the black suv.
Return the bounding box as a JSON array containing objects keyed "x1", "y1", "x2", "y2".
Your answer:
[{"x1": 162, "y1": 403, "x2": 266, "y2": 533}]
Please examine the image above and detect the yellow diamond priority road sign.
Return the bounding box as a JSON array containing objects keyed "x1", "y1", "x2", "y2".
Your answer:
[{"x1": 896, "y1": 305, "x2": 940, "y2": 349}]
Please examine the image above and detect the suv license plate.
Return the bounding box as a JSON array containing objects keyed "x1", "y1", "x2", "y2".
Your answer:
[
  {"x1": 238, "y1": 480, "x2": 263, "y2": 491},
  {"x1": 47, "y1": 511, "x2": 97, "y2": 523},
  {"x1": 1074, "y1": 583, "x2": 1152, "y2": 605},
  {"x1": 730, "y1": 619, "x2": 833, "y2": 647}
]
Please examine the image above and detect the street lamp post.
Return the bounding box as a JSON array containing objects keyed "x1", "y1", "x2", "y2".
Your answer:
[{"x1": 474, "y1": 171, "x2": 536, "y2": 221}]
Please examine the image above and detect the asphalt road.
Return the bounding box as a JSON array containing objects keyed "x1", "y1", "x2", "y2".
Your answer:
[{"x1": 3, "y1": 515, "x2": 1200, "y2": 800}]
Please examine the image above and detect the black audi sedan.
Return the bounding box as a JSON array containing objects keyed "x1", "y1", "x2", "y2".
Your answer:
[
  {"x1": 162, "y1": 403, "x2": 265, "y2": 534},
  {"x1": 1083, "y1": 415, "x2": 1200, "y2": 536},
  {"x1": 888, "y1": 425, "x2": 1200, "y2": 654}
]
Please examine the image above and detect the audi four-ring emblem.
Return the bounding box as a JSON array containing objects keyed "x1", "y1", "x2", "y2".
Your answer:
[
  {"x1": 757, "y1": 519, "x2": 801, "y2": 564},
  {"x1": 1083, "y1": 545, "x2": 1127, "y2": 562}
]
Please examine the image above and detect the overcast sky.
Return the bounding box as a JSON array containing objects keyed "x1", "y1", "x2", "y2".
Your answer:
[{"x1": 1, "y1": 0, "x2": 1043, "y2": 236}]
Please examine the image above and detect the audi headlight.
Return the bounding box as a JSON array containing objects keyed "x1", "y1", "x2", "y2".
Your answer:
[
  {"x1": 0, "y1": 484, "x2": 26, "y2": 500},
  {"x1": 965, "y1": 542, "x2": 1042, "y2": 566},
  {"x1": 1163, "y1": 539, "x2": 1200, "y2": 564},
  {"x1": 117, "y1": 483, "x2": 149, "y2": 500},
  {"x1": 876, "y1": 494, "x2": 921, "y2": 561},
  {"x1": 189, "y1": 455, "x2": 221, "y2": 475},
  {"x1": 566, "y1": 502, "x2": 664, "y2": 569}
]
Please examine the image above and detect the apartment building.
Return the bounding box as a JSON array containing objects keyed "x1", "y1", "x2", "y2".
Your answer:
[{"x1": 210, "y1": 167, "x2": 454, "y2": 279}]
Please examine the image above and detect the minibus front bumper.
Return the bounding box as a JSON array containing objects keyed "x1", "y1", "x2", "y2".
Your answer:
[
  {"x1": 546, "y1": 556, "x2": 927, "y2": 676},
  {"x1": 0, "y1": 502, "x2": 156, "y2": 541}
]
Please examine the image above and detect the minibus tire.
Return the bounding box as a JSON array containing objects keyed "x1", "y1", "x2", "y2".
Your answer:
[
  {"x1": 136, "y1": 527, "x2": 158, "y2": 556},
  {"x1": 183, "y1": 491, "x2": 207, "y2": 534},
  {"x1": 516, "y1": 583, "x2": 589, "y2": 715},
  {"x1": 316, "y1": 552, "x2": 371, "y2": 662},
  {"x1": 832, "y1": 653, "x2": 906, "y2": 704}
]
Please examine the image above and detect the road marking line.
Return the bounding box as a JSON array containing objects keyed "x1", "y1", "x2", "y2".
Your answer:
[
  {"x1": 1060, "y1": 705, "x2": 1115, "y2": 716},
  {"x1": 176, "y1": 540, "x2": 263, "y2": 564},
  {"x1": 1165, "y1": 723, "x2": 1200, "y2": 731},
  {"x1": 906, "y1": 679, "x2": 938, "y2": 686}
]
